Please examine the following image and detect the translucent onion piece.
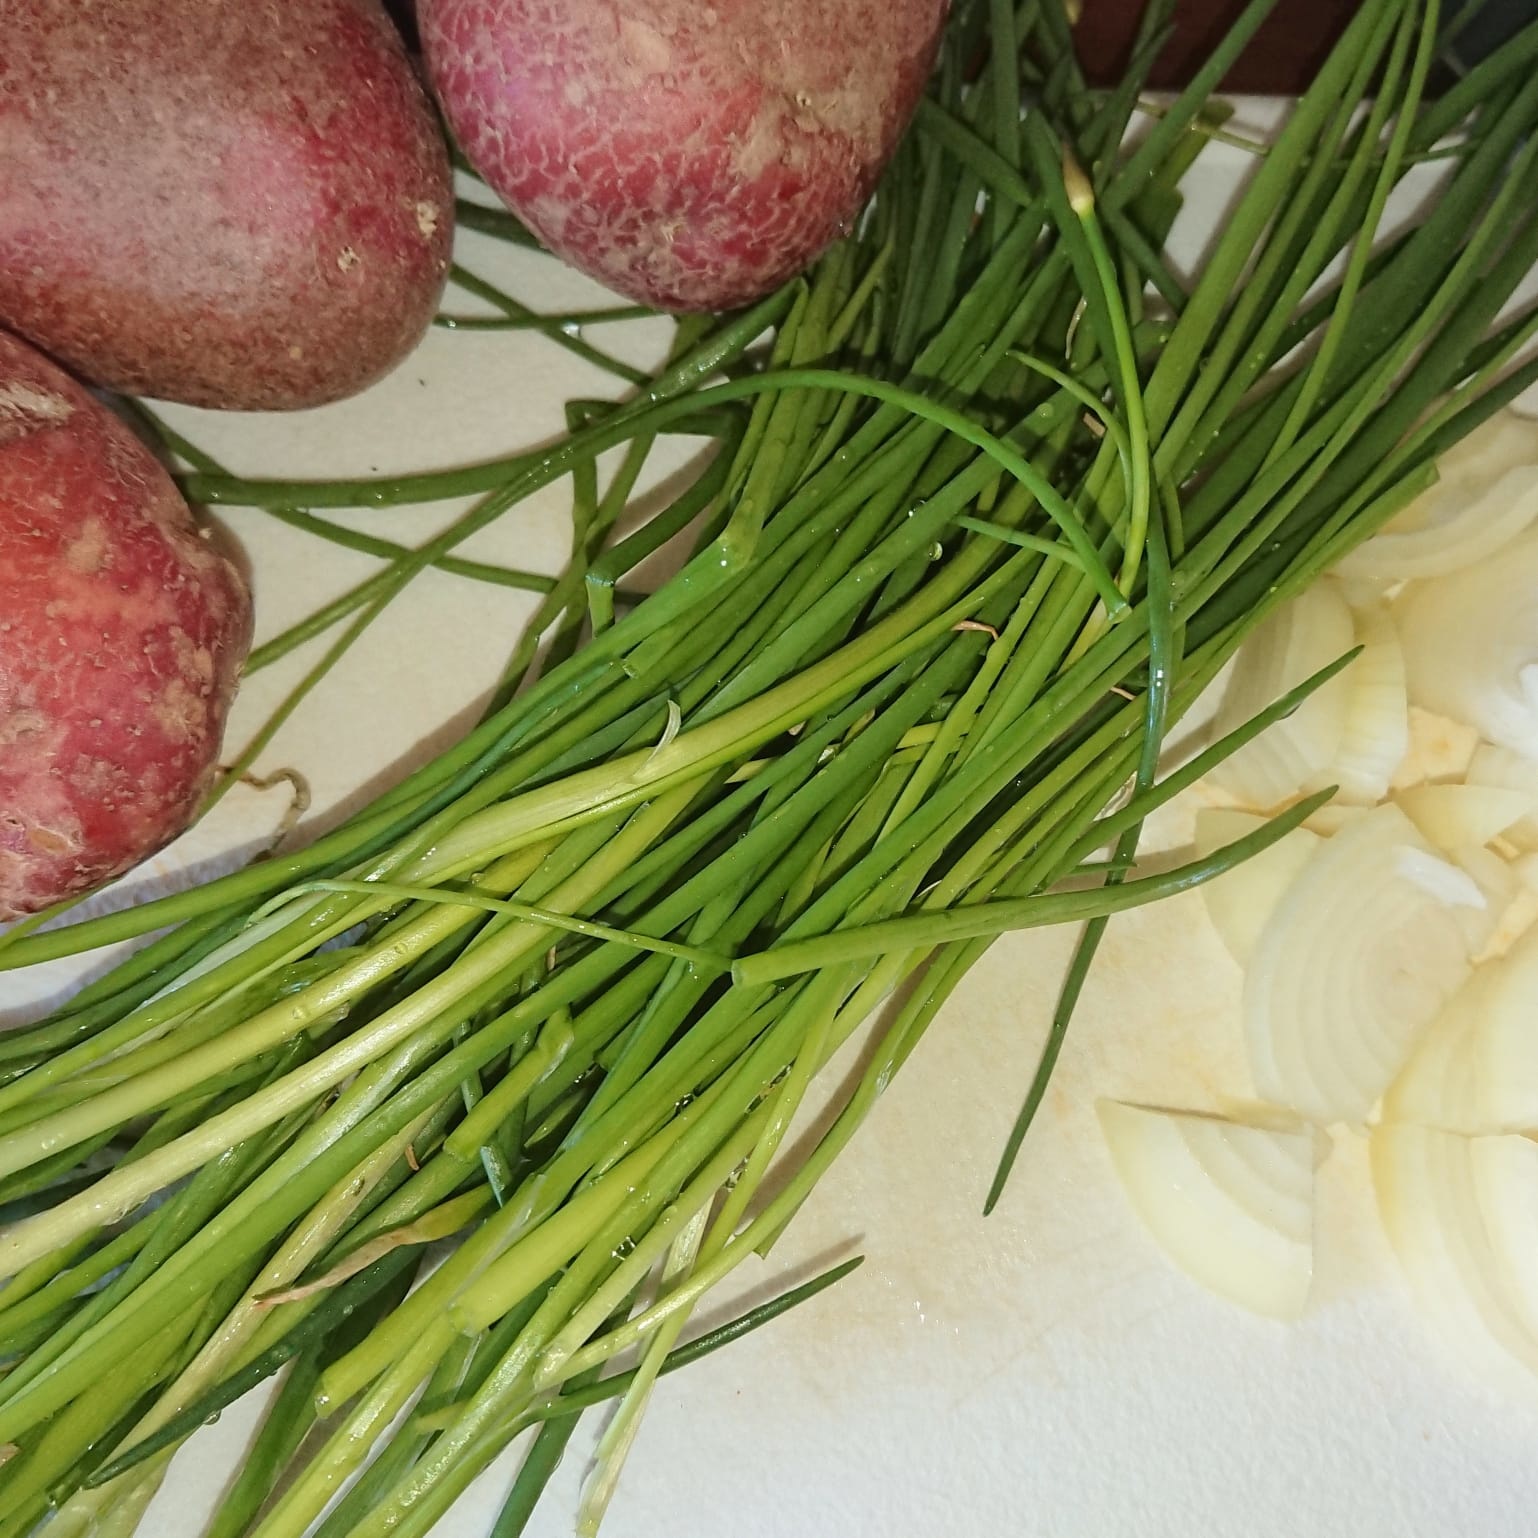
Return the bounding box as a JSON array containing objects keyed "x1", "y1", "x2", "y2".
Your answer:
[
  {"x1": 1245, "y1": 803, "x2": 1473, "y2": 1124},
  {"x1": 1397, "y1": 842, "x2": 1495, "y2": 956},
  {"x1": 1471, "y1": 1135, "x2": 1538, "y2": 1341},
  {"x1": 1336, "y1": 410, "x2": 1538, "y2": 581},
  {"x1": 1390, "y1": 708, "x2": 1480, "y2": 792},
  {"x1": 1464, "y1": 744, "x2": 1538, "y2": 851},
  {"x1": 1469, "y1": 924, "x2": 1538, "y2": 1130},
  {"x1": 1455, "y1": 842, "x2": 1522, "y2": 959},
  {"x1": 1371, "y1": 1125, "x2": 1538, "y2": 1395},
  {"x1": 1484, "y1": 876, "x2": 1538, "y2": 962},
  {"x1": 1194, "y1": 809, "x2": 1321, "y2": 967},
  {"x1": 1303, "y1": 804, "x2": 1365, "y2": 836},
  {"x1": 1384, "y1": 923, "x2": 1538, "y2": 1132},
  {"x1": 1207, "y1": 580, "x2": 1356, "y2": 811},
  {"x1": 1380, "y1": 970, "x2": 1489, "y2": 1131},
  {"x1": 1518, "y1": 852, "x2": 1538, "y2": 893},
  {"x1": 1096, "y1": 1100, "x2": 1316, "y2": 1319},
  {"x1": 1398, "y1": 530, "x2": 1538, "y2": 760},
  {"x1": 1396, "y1": 784, "x2": 1534, "y2": 851},
  {"x1": 1392, "y1": 846, "x2": 1488, "y2": 909},
  {"x1": 1332, "y1": 600, "x2": 1410, "y2": 803}
]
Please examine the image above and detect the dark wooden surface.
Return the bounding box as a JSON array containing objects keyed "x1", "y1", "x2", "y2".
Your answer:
[{"x1": 1074, "y1": 0, "x2": 1362, "y2": 91}]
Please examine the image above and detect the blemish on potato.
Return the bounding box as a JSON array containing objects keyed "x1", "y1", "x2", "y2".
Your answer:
[
  {"x1": 337, "y1": 246, "x2": 361, "y2": 272},
  {"x1": 25, "y1": 825, "x2": 76, "y2": 856},
  {"x1": 0, "y1": 383, "x2": 74, "y2": 446},
  {"x1": 62, "y1": 516, "x2": 110, "y2": 575},
  {"x1": 0, "y1": 710, "x2": 45, "y2": 746},
  {"x1": 619, "y1": 17, "x2": 673, "y2": 74},
  {"x1": 151, "y1": 678, "x2": 205, "y2": 743}
]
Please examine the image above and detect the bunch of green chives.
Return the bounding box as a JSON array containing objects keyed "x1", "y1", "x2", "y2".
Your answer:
[{"x1": 0, "y1": 1, "x2": 1535, "y2": 1533}]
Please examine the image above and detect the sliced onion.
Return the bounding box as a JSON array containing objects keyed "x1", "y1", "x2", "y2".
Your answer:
[
  {"x1": 1193, "y1": 809, "x2": 1321, "y2": 967},
  {"x1": 1384, "y1": 923, "x2": 1538, "y2": 1132},
  {"x1": 1470, "y1": 1135, "x2": 1538, "y2": 1341},
  {"x1": 1486, "y1": 875, "x2": 1538, "y2": 962},
  {"x1": 1380, "y1": 969, "x2": 1489, "y2": 1131},
  {"x1": 1390, "y1": 707, "x2": 1481, "y2": 792},
  {"x1": 1517, "y1": 852, "x2": 1538, "y2": 893},
  {"x1": 1096, "y1": 1100, "x2": 1316, "y2": 1319},
  {"x1": 1392, "y1": 845, "x2": 1489, "y2": 909},
  {"x1": 1336, "y1": 410, "x2": 1538, "y2": 581},
  {"x1": 1371, "y1": 1124, "x2": 1538, "y2": 1395},
  {"x1": 1468, "y1": 924, "x2": 1538, "y2": 1130},
  {"x1": 1332, "y1": 599, "x2": 1410, "y2": 803},
  {"x1": 1207, "y1": 579, "x2": 1356, "y2": 811},
  {"x1": 1456, "y1": 842, "x2": 1524, "y2": 959},
  {"x1": 1395, "y1": 783, "x2": 1534, "y2": 851},
  {"x1": 1464, "y1": 744, "x2": 1538, "y2": 852},
  {"x1": 1303, "y1": 803, "x2": 1366, "y2": 836},
  {"x1": 1398, "y1": 529, "x2": 1538, "y2": 760},
  {"x1": 1244, "y1": 802, "x2": 1473, "y2": 1124},
  {"x1": 1398, "y1": 842, "x2": 1497, "y2": 957}
]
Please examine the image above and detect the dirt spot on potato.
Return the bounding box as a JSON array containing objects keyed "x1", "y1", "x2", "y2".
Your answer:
[
  {"x1": 25, "y1": 824, "x2": 76, "y2": 856},
  {"x1": 67, "y1": 756, "x2": 128, "y2": 801},
  {"x1": 733, "y1": 115, "x2": 783, "y2": 180},
  {"x1": 169, "y1": 628, "x2": 217, "y2": 688},
  {"x1": 619, "y1": 16, "x2": 675, "y2": 75},
  {"x1": 150, "y1": 677, "x2": 206, "y2": 743},
  {"x1": 0, "y1": 709, "x2": 46, "y2": 747},
  {"x1": 0, "y1": 383, "x2": 74, "y2": 445},
  {"x1": 0, "y1": 384, "x2": 73, "y2": 421},
  {"x1": 63, "y1": 516, "x2": 111, "y2": 575}
]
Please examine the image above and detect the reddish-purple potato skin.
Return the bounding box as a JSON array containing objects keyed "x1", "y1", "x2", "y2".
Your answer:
[
  {"x1": 0, "y1": 331, "x2": 253, "y2": 918},
  {"x1": 420, "y1": 0, "x2": 948, "y2": 310},
  {"x1": 0, "y1": 0, "x2": 453, "y2": 410}
]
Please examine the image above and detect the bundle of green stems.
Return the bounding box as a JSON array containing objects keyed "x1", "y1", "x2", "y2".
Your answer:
[{"x1": 0, "y1": 1, "x2": 1535, "y2": 1533}]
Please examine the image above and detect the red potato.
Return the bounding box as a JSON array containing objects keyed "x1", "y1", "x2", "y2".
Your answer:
[
  {"x1": 420, "y1": 0, "x2": 948, "y2": 310},
  {"x1": 0, "y1": 0, "x2": 453, "y2": 411},
  {"x1": 0, "y1": 330, "x2": 252, "y2": 919}
]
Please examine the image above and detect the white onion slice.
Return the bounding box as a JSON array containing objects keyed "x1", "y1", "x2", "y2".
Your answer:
[
  {"x1": 1380, "y1": 969, "x2": 1489, "y2": 1131},
  {"x1": 1392, "y1": 845, "x2": 1488, "y2": 909},
  {"x1": 1456, "y1": 842, "x2": 1523, "y2": 959},
  {"x1": 1096, "y1": 1100, "x2": 1316, "y2": 1319},
  {"x1": 1244, "y1": 803, "x2": 1473, "y2": 1124},
  {"x1": 1384, "y1": 923, "x2": 1538, "y2": 1132},
  {"x1": 1336, "y1": 410, "x2": 1538, "y2": 582},
  {"x1": 1193, "y1": 809, "x2": 1321, "y2": 967},
  {"x1": 1468, "y1": 925, "x2": 1538, "y2": 1130},
  {"x1": 1471, "y1": 1135, "x2": 1538, "y2": 1341},
  {"x1": 1517, "y1": 852, "x2": 1538, "y2": 893},
  {"x1": 1399, "y1": 842, "x2": 1499, "y2": 957},
  {"x1": 1464, "y1": 744, "x2": 1538, "y2": 851},
  {"x1": 1395, "y1": 784, "x2": 1534, "y2": 851},
  {"x1": 1332, "y1": 599, "x2": 1410, "y2": 803},
  {"x1": 1390, "y1": 708, "x2": 1481, "y2": 792},
  {"x1": 1398, "y1": 530, "x2": 1538, "y2": 760},
  {"x1": 1303, "y1": 803, "x2": 1365, "y2": 836},
  {"x1": 1371, "y1": 1124, "x2": 1538, "y2": 1395},
  {"x1": 1485, "y1": 877, "x2": 1538, "y2": 961},
  {"x1": 1207, "y1": 580, "x2": 1356, "y2": 811}
]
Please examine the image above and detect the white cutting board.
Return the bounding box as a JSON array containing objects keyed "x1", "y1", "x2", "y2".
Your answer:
[{"x1": 9, "y1": 104, "x2": 1538, "y2": 1538}]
